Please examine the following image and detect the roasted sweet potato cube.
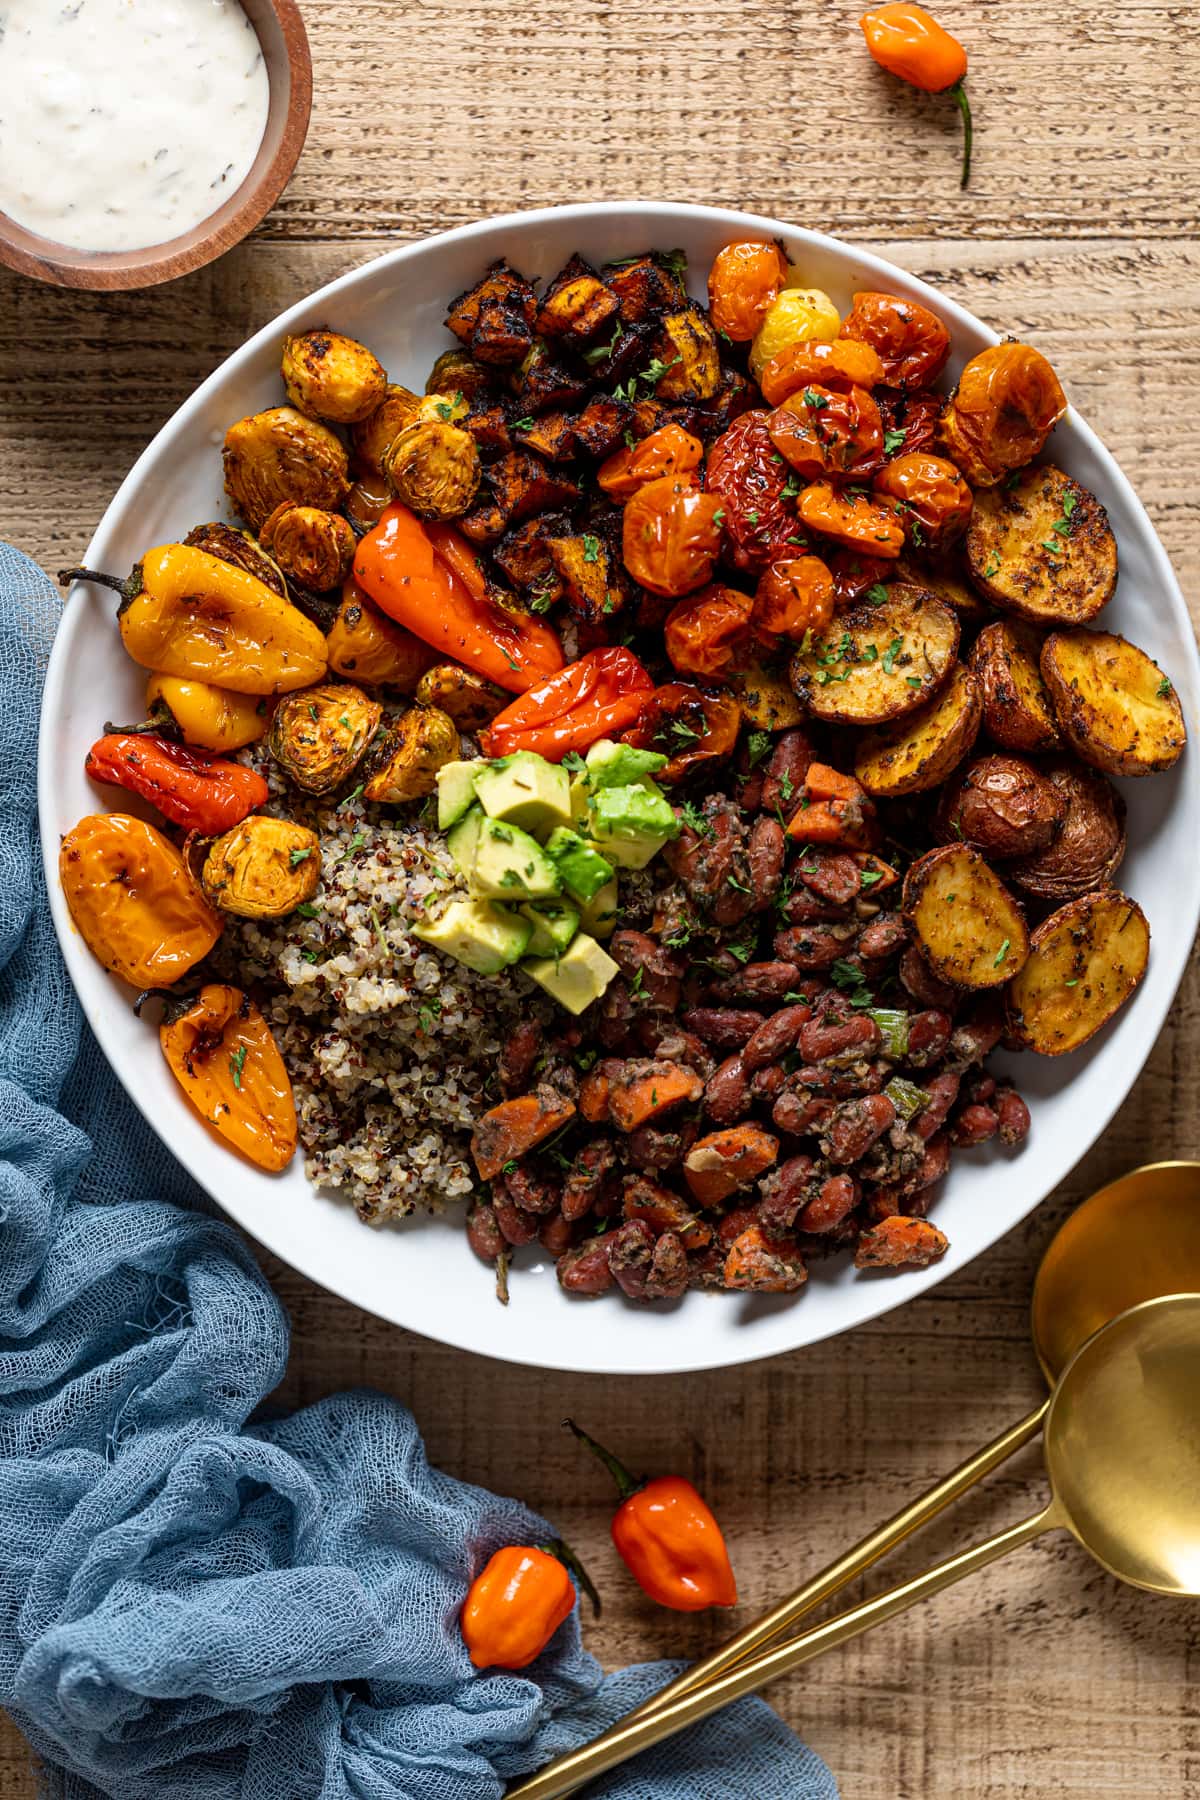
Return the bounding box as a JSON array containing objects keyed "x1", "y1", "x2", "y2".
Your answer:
[
  {"x1": 457, "y1": 497, "x2": 508, "y2": 545},
  {"x1": 536, "y1": 254, "x2": 620, "y2": 344},
  {"x1": 511, "y1": 340, "x2": 591, "y2": 415},
  {"x1": 605, "y1": 254, "x2": 687, "y2": 324},
  {"x1": 493, "y1": 516, "x2": 568, "y2": 600},
  {"x1": 652, "y1": 308, "x2": 722, "y2": 403},
  {"x1": 445, "y1": 260, "x2": 538, "y2": 367},
  {"x1": 471, "y1": 1085, "x2": 577, "y2": 1180},
  {"x1": 489, "y1": 449, "x2": 580, "y2": 523},
  {"x1": 695, "y1": 367, "x2": 758, "y2": 438},
  {"x1": 584, "y1": 321, "x2": 652, "y2": 387},
  {"x1": 572, "y1": 396, "x2": 632, "y2": 459},
  {"x1": 517, "y1": 411, "x2": 577, "y2": 463},
  {"x1": 630, "y1": 397, "x2": 701, "y2": 441},
  {"x1": 462, "y1": 403, "x2": 511, "y2": 456},
  {"x1": 547, "y1": 532, "x2": 624, "y2": 624}
]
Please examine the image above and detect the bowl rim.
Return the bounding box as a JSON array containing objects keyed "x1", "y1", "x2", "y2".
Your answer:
[
  {"x1": 38, "y1": 199, "x2": 1200, "y2": 1372},
  {"x1": 0, "y1": 0, "x2": 312, "y2": 292}
]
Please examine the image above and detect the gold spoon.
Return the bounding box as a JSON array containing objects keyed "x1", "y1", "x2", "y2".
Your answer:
[
  {"x1": 509, "y1": 1290, "x2": 1200, "y2": 1799},
  {"x1": 507, "y1": 1161, "x2": 1200, "y2": 1799}
]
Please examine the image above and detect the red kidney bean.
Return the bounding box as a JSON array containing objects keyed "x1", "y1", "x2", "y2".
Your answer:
[
  {"x1": 711, "y1": 849, "x2": 757, "y2": 927},
  {"x1": 652, "y1": 1030, "x2": 716, "y2": 1079},
  {"x1": 737, "y1": 769, "x2": 765, "y2": 812},
  {"x1": 538, "y1": 1211, "x2": 576, "y2": 1256},
  {"x1": 496, "y1": 1165, "x2": 560, "y2": 1215},
  {"x1": 965, "y1": 1071, "x2": 997, "y2": 1104},
  {"x1": 948, "y1": 1011, "x2": 1005, "y2": 1070},
  {"x1": 705, "y1": 1053, "x2": 751, "y2": 1124},
  {"x1": 793, "y1": 850, "x2": 862, "y2": 906},
  {"x1": 718, "y1": 1203, "x2": 762, "y2": 1246},
  {"x1": 557, "y1": 1232, "x2": 617, "y2": 1295},
  {"x1": 598, "y1": 977, "x2": 638, "y2": 1050},
  {"x1": 467, "y1": 1201, "x2": 505, "y2": 1261},
  {"x1": 950, "y1": 1103, "x2": 999, "y2": 1147},
  {"x1": 914, "y1": 1070, "x2": 961, "y2": 1142},
  {"x1": 625, "y1": 1121, "x2": 694, "y2": 1173},
  {"x1": 906, "y1": 1009, "x2": 953, "y2": 1068},
  {"x1": 710, "y1": 960, "x2": 804, "y2": 1002},
  {"x1": 794, "y1": 1059, "x2": 887, "y2": 1097},
  {"x1": 760, "y1": 728, "x2": 815, "y2": 816},
  {"x1": 772, "y1": 1088, "x2": 834, "y2": 1136},
  {"x1": 498, "y1": 1019, "x2": 543, "y2": 1095},
  {"x1": 822, "y1": 1093, "x2": 897, "y2": 1165},
  {"x1": 610, "y1": 929, "x2": 684, "y2": 1010},
  {"x1": 856, "y1": 911, "x2": 909, "y2": 965},
  {"x1": 609, "y1": 1218, "x2": 655, "y2": 1299},
  {"x1": 750, "y1": 1062, "x2": 789, "y2": 1101},
  {"x1": 799, "y1": 1013, "x2": 882, "y2": 1065},
  {"x1": 782, "y1": 886, "x2": 850, "y2": 924},
  {"x1": 747, "y1": 816, "x2": 785, "y2": 911},
  {"x1": 797, "y1": 1171, "x2": 859, "y2": 1234},
  {"x1": 911, "y1": 1131, "x2": 951, "y2": 1192},
  {"x1": 682, "y1": 1007, "x2": 763, "y2": 1048},
  {"x1": 757, "y1": 1153, "x2": 815, "y2": 1234},
  {"x1": 773, "y1": 924, "x2": 856, "y2": 970},
  {"x1": 995, "y1": 1087, "x2": 1031, "y2": 1145},
  {"x1": 899, "y1": 944, "x2": 960, "y2": 1011},
  {"x1": 492, "y1": 1195, "x2": 542, "y2": 1246},
  {"x1": 664, "y1": 798, "x2": 739, "y2": 901},
  {"x1": 743, "y1": 1003, "x2": 812, "y2": 1070},
  {"x1": 645, "y1": 1229, "x2": 689, "y2": 1300},
  {"x1": 561, "y1": 1138, "x2": 618, "y2": 1221}
]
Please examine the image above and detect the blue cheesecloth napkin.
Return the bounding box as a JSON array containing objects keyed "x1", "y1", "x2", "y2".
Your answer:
[{"x1": 0, "y1": 543, "x2": 838, "y2": 1800}]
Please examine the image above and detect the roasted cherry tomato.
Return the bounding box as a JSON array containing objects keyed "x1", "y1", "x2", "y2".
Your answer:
[
  {"x1": 826, "y1": 548, "x2": 895, "y2": 608},
  {"x1": 797, "y1": 482, "x2": 906, "y2": 558},
  {"x1": 876, "y1": 385, "x2": 944, "y2": 459},
  {"x1": 873, "y1": 451, "x2": 974, "y2": 549},
  {"x1": 752, "y1": 555, "x2": 836, "y2": 644},
  {"x1": 663, "y1": 585, "x2": 756, "y2": 681},
  {"x1": 707, "y1": 240, "x2": 789, "y2": 342},
  {"x1": 480, "y1": 647, "x2": 654, "y2": 761},
  {"x1": 597, "y1": 424, "x2": 705, "y2": 500},
  {"x1": 623, "y1": 682, "x2": 742, "y2": 782},
  {"x1": 706, "y1": 411, "x2": 803, "y2": 573},
  {"x1": 621, "y1": 474, "x2": 724, "y2": 598},
  {"x1": 766, "y1": 384, "x2": 884, "y2": 481},
  {"x1": 840, "y1": 291, "x2": 951, "y2": 389},
  {"x1": 758, "y1": 336, "x2": 886, "y2": 407},
  {"x1": 937, "y1": 342, "x2": 1068, "y2": 487}
]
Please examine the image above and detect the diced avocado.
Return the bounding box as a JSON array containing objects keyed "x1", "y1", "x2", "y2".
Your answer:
[
  {"x1": 584, "y1": 738, "x2": 669, "y2": 791},
  {"x1": 436, "y1": 759, "x2": 480, "y2": 830},
  {"x1": 519, "y1": 900, "x2": 580, "y2": 957},
  {"x1": 587, "y1": 785, "x2": 681, "y2": 870},
  {"x1": 568, "y1": 770, "x2": 591, "y2": 826},
  {"x1": 543, "y1": 826, "x2": 615, "y2": 902},
  {"x1": 446, "y1": 803, "x2": 485, "y2": 878},
  {"x1": 523, "y1": 932, "x2": 620, "y2": 1014},
  {"x1": 474, "y1": 750, "x2": 572, "y2": 836},
  {"x1": 577, "y1": 875, "x2": 618, "y2": 940},
  {"x1": 413, "y1": 897, "x2": 531, "y2": 974},
  {"x1": 472, "y1": 816, "x2": 562, "y2": 901}
]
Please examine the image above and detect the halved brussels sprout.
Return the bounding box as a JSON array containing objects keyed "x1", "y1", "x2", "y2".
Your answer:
[
  {"x1": 351, "y1": 383, "x2": 422, "y2": 477},
  {"x1": 362, "y1": 705, "x2": 461, "y2": 803},
  {"x1": 269, "y1": 681, "x2": 382, "y2": 794},
  {"x1": 414, "y1": 662, "x2": 509, "y2": 731},
  {"x1": 382, "y1": 419, "x2": 481, "y2": 521},
  {"x1": 223, "y1": 407, "x2": 350, "y2": 533},
  {"x1": 259, "y1": 502, "x2": 357, "y2": 592},
  {"x1": 281, "y1": 329, "x2": 388, "y2": 424},
  {"x1": 426, "y1": 349, "x2": 498, "y2": 406},
  {"x1": 183, "y1": 522, "x2": 287, "y2": 597},
  {"x1": 201, "y1": 817, "x2": 321, "y2": 918}
]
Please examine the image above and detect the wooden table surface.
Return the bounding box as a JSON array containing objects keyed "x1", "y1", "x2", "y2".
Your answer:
[{"x1": 3, "y1": 2, "x2": 1199, "y2": 1793}]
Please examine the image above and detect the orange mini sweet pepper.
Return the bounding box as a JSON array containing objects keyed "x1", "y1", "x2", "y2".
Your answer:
[
  {"x1": 460, "y1": 1541, "x2": 598, "y2": 1670},
  {"x1": 565, "y1": 1420, "x2": 737, "y2": 1613},
  {"x1": 859, "y1": 4, "x2": 973, "y2": 188}
]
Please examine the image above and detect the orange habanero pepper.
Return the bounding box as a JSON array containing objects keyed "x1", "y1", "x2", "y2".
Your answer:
[
  {"x1": 460, "y1": 1541, "x2": 599, "y2": 1671},
  {"x1": 860, "y1": 4, "x2": 973, "y2": 188},
  {"x1": 565, "y1": 1419, "x2": 737, "y2": 1612}
]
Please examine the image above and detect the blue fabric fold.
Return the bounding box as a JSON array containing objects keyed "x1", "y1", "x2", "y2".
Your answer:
[{"x1": 0, "y1": 543, "x2": 837, "y2": 1800}]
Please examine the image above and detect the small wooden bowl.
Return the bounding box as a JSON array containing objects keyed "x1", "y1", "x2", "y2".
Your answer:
[{"x1": 0, "y1": 0, "x2": 311, "y2": 291}]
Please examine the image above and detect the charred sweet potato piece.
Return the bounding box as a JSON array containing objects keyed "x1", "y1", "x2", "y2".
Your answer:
[
  {"x1": 547, "y1": 531, "x2": 624, "y2": 624},
  {"x1": 457, "y1": 496, "x2": 509, "y2": 546},
  {"x1": 651, "y1": 308, "x2": 722, "y2": 403},
  {"x1": 536, "y1": 254, "x2": 619, "y2": 344},
  {"x1": 492, "y1": 517, "x2": 568, "y2": 607},
  {"x1": 445, "y1": 259, "x2": 538, "y2": 366},
  {"x1": 512, "y1": 341, "x2": 591, "y2": 415},
  {"x1": 683, "y1": 1125, "x2": 779, "y2": 1207},
  {"x1": 606, "y1": 1060, "x2": 704, "y2": 1133},
  {"x1": 516, "y1": 411, "x2": 576, "y2": 463},
  {"x1": 622, "y1": 1174, "x2": 712, "y2": 1250},
  {"x1": 471, "y1": 1085, "x2": 577, "y2": 1180},
  {"x1": 605, "y1": 253, "x2": 688, "y2": 325},
  {"x1": 572, "y1": 396, "x2": 633, "y2": 459},
  {"x1": 488, "y1": 450, "x2": 580, "y2": 524},
  {"x1": 855, "y1": 1215, "x2": 948, "y2": 1269}
]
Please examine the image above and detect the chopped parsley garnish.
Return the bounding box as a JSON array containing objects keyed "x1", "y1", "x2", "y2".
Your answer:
[
  {"x1": 778, "y1": 770, "x2": 795, "y2": 801},
  {"x1": 511, "y1": 414, "x2": 534, "y2": 431},
  {"x1": 338, "y1": 783, "x2": 364, "y2": 810},
  {"x1": 881, "y1": 636, "x2": 904, "y2": 674},
  {"x1": 993, "y1": 937, "x2": 1011, "y2": 968},
  {"x1": 629, "y1": 966, "x2": 647, "y2": 999},
  {"x1": 830, "y1": 959, "x2": 874, "y2": 1008},
  {"x1": 712, "y1": 508, "x2": 726, "y2": 526},
  {"x1": 865, "y1": 583, "x2": 889, "y2": 605},
  {"x1": 859, "y1": 868, "x2": 884, "y2": 889},
  {"x1": 905, "y1": 675, "x2": 923, "y2": 688},
  {"x1": 745, "y1": 509, "x2": 759, "y2": 524},
  {"x1": 726, "y1": 873, "x2": 752, "y2": 894},
  {"x1": 289, "y1": 847, "x2": 312, "y2": 867},
  {"x1": 1157, "y1": 675, "x2": 1173, "y2": 699},
  {"x1": 341, "y1": 831, "x2": 366, "y2": 859},
  {"x1": 295, "y1": 901, "x2": 320, "y2": 919},
  {"x1": 433, "y1": 400, "x2": 455, "y2": 420},
  {"x1": 582, "y1": 534, "x2": 601, "y2": 563},
  {"x1": 802, "y1": 387, "x2": 828, "y2": 411},
  {"x1": 562, "y1": 750, "x2": 586, "y2": 773},
  {"x1": 781, "y1": 472, "x2": 802, "y2": 498},
  {"x1": 228, "y1": 1045, "x2": 247, "y2": 1090},
  {"x1": 582, "y1": 325, "x2": 623, "y2": 367},
  {"x1": 680, "y1": 798, "x2": 711, "y2": 836},
  {"x1": 883, "y1": 427, "x2": 907, "y2": 455},
  {"x1": 668, "y1": 717, "x2": 700, "y2": 746},
  {"x1": 983, "y1": 553, "x2": 1001, "y2": 579},
  {"x1": 747, "y1": 730, "x2": 772, "y2": 768}
]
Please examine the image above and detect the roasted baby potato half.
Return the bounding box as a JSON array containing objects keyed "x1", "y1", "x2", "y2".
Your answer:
[
  {"x1": 259, "y1": 503, "x2": 356, "y2": 593},
  {"x1": 202, "y1": 816, "x2": 321, "y2": 919},
  {"x1": 729, "y1": 660, "x2": 807, "y2": 731},
  {"x1": 966, "y1": 464, "x2": 1117, "y2": 627},
  {"x1": 223, "y1": 407, "x2": 350, "y2": 533},
  {"x1": 854, "y1": 662, "x2": 981, "y2": 797},
  {"x1": 967, "y1": 618, "x2": 1062, "y2": 754},
  {"x1": 936, "y1": 754, "x2": 1066, "y2": 859},
  {"x1": 1007, "y1": 760, "x2": 1125, "y2": 901},
  {"x1": 791, "y1": 585, "x2": 959, "y2": 727},
  {"x1": 902, "y1": 843, "x2": 1029, "y2": 989},
  {"x1": 269, "y1": 682, "x2": 382, "y2": 795},
  {"x1": 896, "y1": 553, "x2": 988, "y2": 623},
  {"x1": 362, "y1": 705, "x2": 461, "y2": 803},
  {"x1": 1005, "y1": 888, "x2": 1149, "y2": 1055},
  {"x1": 1040, "y1": 628, "x2": 1186, "y2": 778},
  {"x1": 281, "y1": 329, "x2": 388, "y2": 425}
]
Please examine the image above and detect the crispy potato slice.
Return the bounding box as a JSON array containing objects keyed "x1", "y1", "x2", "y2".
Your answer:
[
  {"x1": 966, "y1": 464, "x2": 1116, "y2": 626},
  {"x1": 729, "y1": 660, "x2": 807, "y2": 730},
  {"x1": 1008, "y1": 760, "x2": 1125, "y2": 901},
  {"x1": 902, "y1": 843, "x2": 1029, "y2": 989},
  {"x1": 855, "y1": 662, "x2": 981, "y2": 797},
  {"x1": 791, "y1": 585, "x2": 959, "y2": 727},
  {"x1": 1005, "y1": 888, "x2": 1149, "y2": 1055},
  {"x1": 967, "y1": 618, "x2": 1062, "y2": 753},
  {"x1": 1040, "y1": 628, "x2": 1186, "y2": 778},
  {"x1": 896, "y1": 553, "x2": 987, "y2": 623}
]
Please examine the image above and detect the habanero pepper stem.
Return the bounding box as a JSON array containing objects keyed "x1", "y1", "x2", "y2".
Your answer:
[
  {"x1": 859, "y1": 4, "x2": 974, "y2": 189},
  {"x1": 564, "y1": 1419, "x2": 738, "y2": 1613}
]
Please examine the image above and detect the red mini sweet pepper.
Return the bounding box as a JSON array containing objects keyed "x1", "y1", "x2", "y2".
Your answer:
[
  {"x1": 480, "y1": 647, "x2": 654, "y2": 762},
  {"x1": 565, "y1": 1419, "x2": 738, "y2": 1612},
  {"x1": 85, "y1": 733, "x2": 269, "y2": 835}
]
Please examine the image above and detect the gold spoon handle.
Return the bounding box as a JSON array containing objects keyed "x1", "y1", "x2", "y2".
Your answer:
[{"x1": 506, "y1": 1504, "x2": 1057, "y2": 1800}]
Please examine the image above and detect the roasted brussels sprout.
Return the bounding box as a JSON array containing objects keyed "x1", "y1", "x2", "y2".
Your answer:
[
  {"x1": 350, "y1": 383, "x2": 422, "y2": 477},
  {"x1": 425, "y1": 349, "x2": 496, "y2": 407},
  {"x1": 326, "y1": 583, "x2": 441, "y2": 690},
  {"x1": 183, "y1": 522, "x2": 287, "y2": 596},
  {"x1": 201, "y1": 816, "x2": 321, "y2": 919},
  {"x1": 259, "y1": 502, "x2": 357, "y2": 592},
  {"x1": 414, "y1": 663, "x2": 508, "y2": 731},
  {"x1": 362, "y1": 706, "x2": 461, "y2": 802},
  {"x1": 281, "y1": 329, "x2": 388, "y2": 425},
  {"x1": 381, "y1": 419, "x2": 481, "y2": 521},
  {"x1": 268, "y1": 681, "x2": 382, "y2": 794},
  {"x1": 223, "y1": 406, "x2": 350, "y2": 533}
]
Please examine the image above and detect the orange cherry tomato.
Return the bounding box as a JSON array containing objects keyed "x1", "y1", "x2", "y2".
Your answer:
[
  {"x1": 937, "y1": 342, "x2": 1068, "y2": 487},
  {"x1": 840, "y1": 291, "x2": 951, "y2": 389},
  {"x1": 752, "y1": 555, "x2": 835, "y2": 644},
  {"x1": 663, "y1": 585, "x2": 756, "y2": 681},
  {"x1": 623, "y1": 682, "x2": 742, "y2": 782},
  {"x1": 766, "y1": 384, "x2": 884, "y2": 481},
  {"x1": 876, "y1": 386, "x2": 944, "y2": 459},
  {"x1": 827, "y1": 548, "x2": 895, "y2": 608},
  {"x1": 597, "y1": 424, "x2": 705, "y2": 500},
  {"x1": 873, "y1": 451, "x2": 974, "y2": 548},
  {"x1": 707, "y1": 240, "x2": 789, "y2": 342},
  {"x1": 797, "y1": 482, "x2": 906, "y2": 558},
  {"x1": 621, "y1": 474, "x2": 724, "y2": 598},
  {"x1": 759, "y1": 338, "x2": 886, "y2": 407}
]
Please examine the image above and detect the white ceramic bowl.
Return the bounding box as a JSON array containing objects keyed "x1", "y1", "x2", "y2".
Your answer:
[{"x1": 40, "y1": 202, "x2": 1200, "y2": 1374}]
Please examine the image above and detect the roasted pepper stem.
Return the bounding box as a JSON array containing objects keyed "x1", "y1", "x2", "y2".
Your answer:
[
  {"x1": 563, "y1": 1417, "x2": 644, "y2": 1503},
  {"x1": 541, "y1": 1536, "x2": 602, "y2": 1619},
  {"x1": 58, "y1": 564, "x2": 137, "y2": 604},
  {"x1": 952, "y1": 81, "x2": 973, "y2": 189}
]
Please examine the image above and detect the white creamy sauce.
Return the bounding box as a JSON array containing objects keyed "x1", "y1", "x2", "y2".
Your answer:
[{"x1": 0, "y1": 0, "x2": 270, "y2": 253}]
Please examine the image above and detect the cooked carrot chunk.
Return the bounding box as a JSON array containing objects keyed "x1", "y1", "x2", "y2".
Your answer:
[
  {"x1": 854, "y1": 1215, "x2": 948, "y2": 1269},
  {"x1": 683, "y1": 1126, "x2": 779, "y2": 1208},
  {"x1": 606, "y1": 1060, "x2": 704, "y2": 1134},
  {"x1": 471, "y1": 1086, "x2": 576, "y2": 1180}
]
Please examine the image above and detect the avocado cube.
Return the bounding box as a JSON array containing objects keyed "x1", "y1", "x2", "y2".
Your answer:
[
  {"x1": 523, "y1": 932, "x2": 620, "y2": 1014},
  {"x1": 413, "y1": 897, "x2": 532, "y2": 975},
  {"x1": 584, "y1": 738, "x2": 669, "y2": 791},
  {"x1": 472, "y1": 816, "x2": 562, "y2": 901},
  {"x1": 446, "y1": 803, "x2": 485, "y2": 879},
  {"x1": 543, "y1": 826, "x2": 615, "y2": 902},
  {"x1": 436, "y1": 759, "x2": 480, "y2": 831},
  {"x1": 587, "y1": 785, "x2": 681, "y2": 869},
  {"x1": 519, "y1": 900, "x2": 580, "y2": 957},
  {"x1": 473, "y1": 749, "x2": 572, "y2": 837},
  {"x1": 577, "y1": 875, "x2": 618, "y2": 940}
]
